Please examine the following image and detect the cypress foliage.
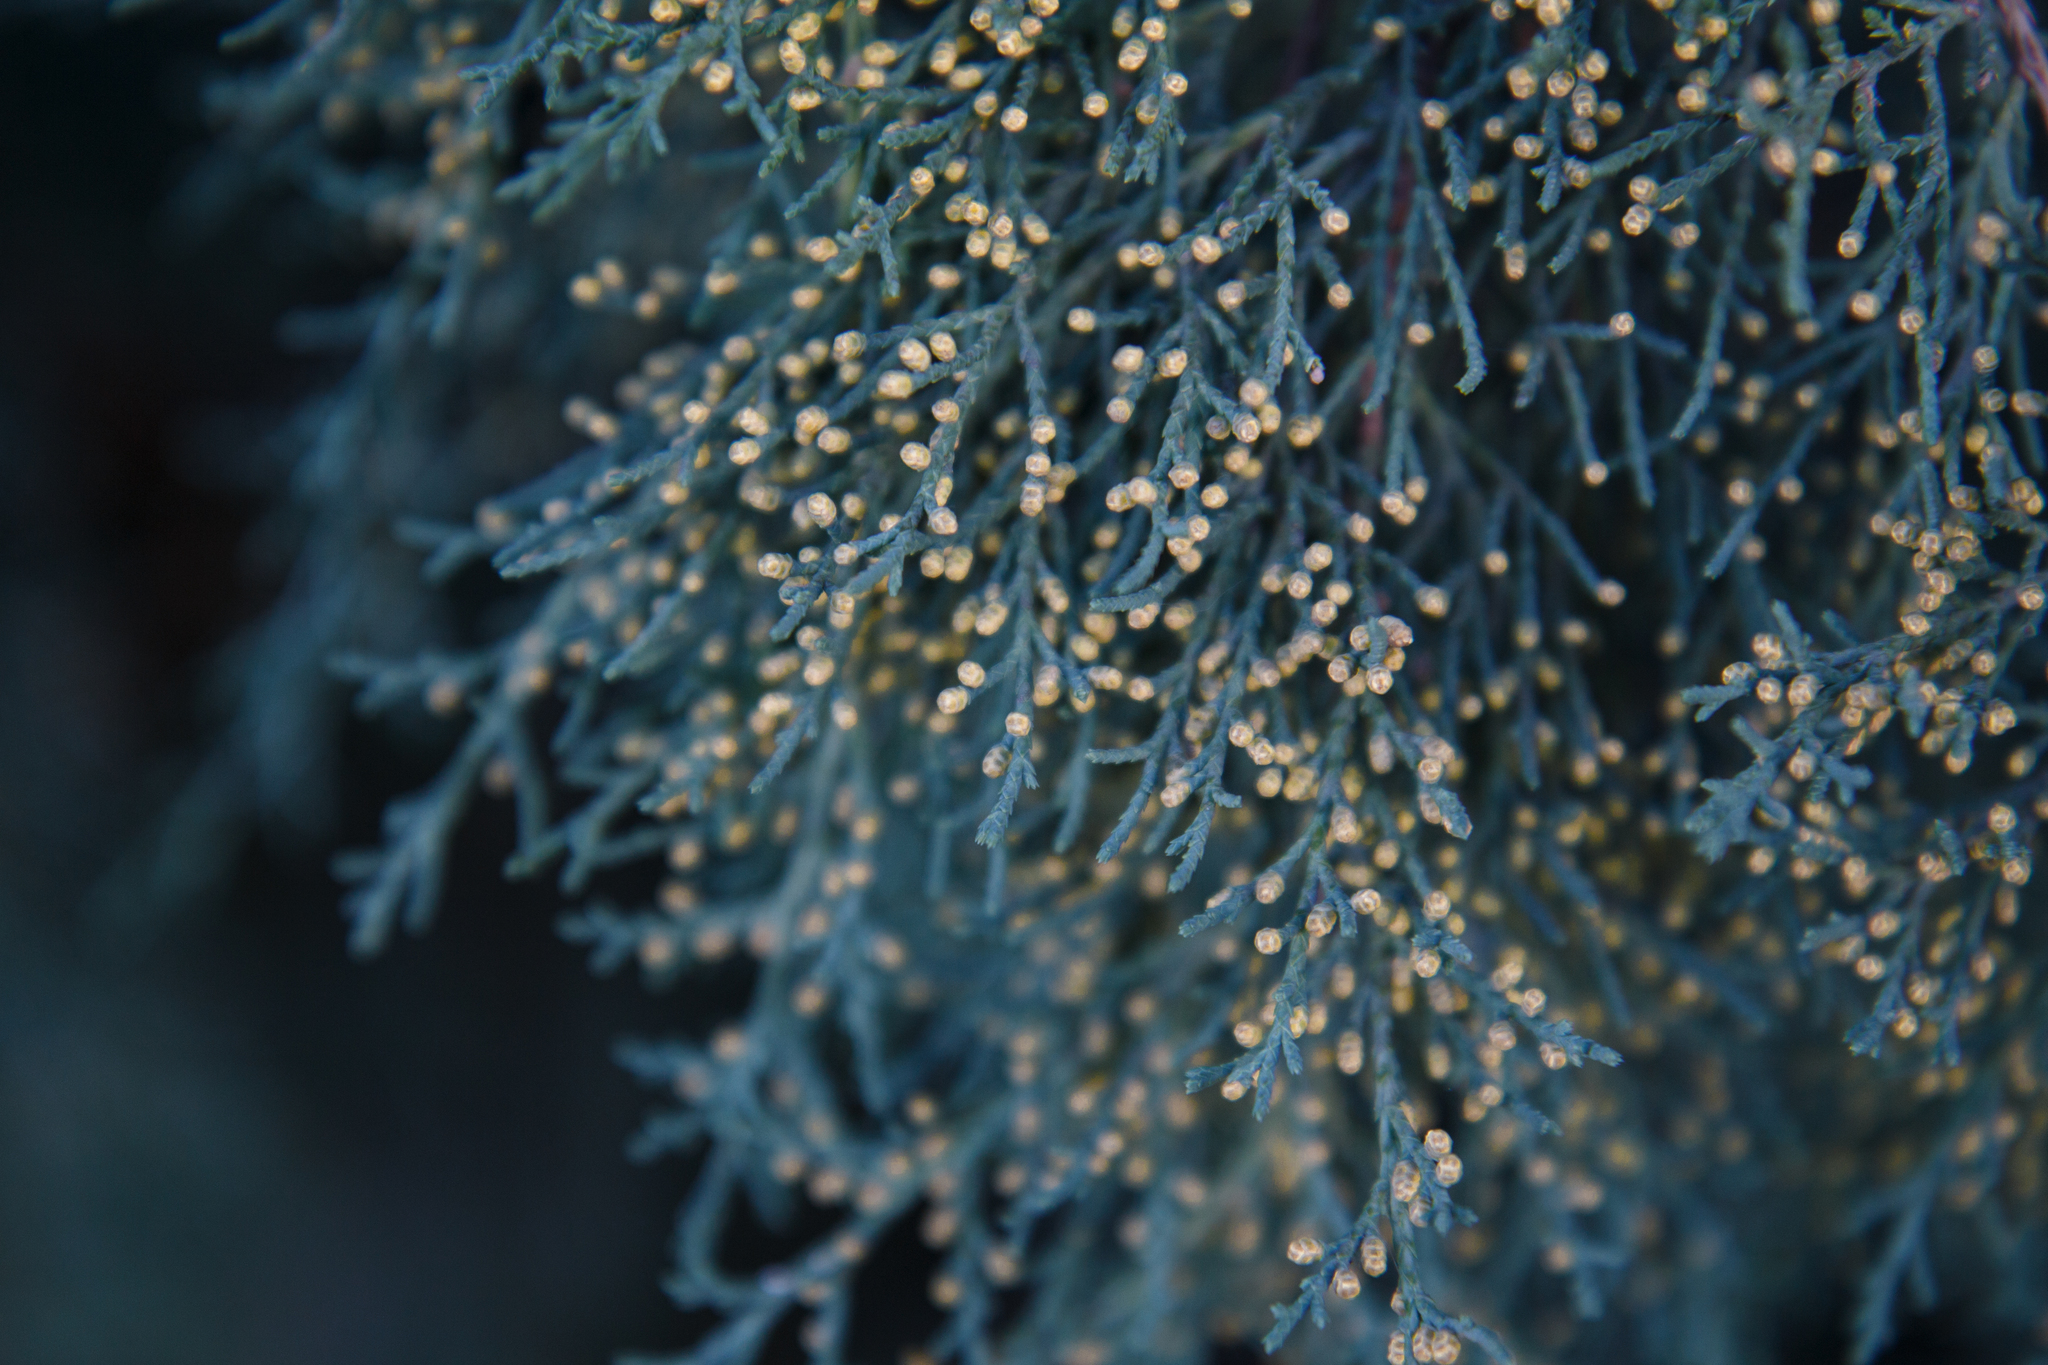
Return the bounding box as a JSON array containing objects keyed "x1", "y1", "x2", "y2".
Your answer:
[{"x1": 170, "y1": 0, "x2": 2048, "y2": 1358}]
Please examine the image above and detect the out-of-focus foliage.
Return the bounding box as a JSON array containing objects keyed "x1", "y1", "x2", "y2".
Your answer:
[{"x1": 181, "y1": 0, "x2": 2048, "y2": 1359}]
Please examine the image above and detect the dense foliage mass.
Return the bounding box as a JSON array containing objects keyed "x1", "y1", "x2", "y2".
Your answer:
[{"x1": 166, "y1": 0, "x2": 2048, "y2": 1358}]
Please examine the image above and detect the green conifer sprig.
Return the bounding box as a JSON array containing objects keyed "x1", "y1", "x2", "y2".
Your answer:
[{"x1": 166, "y1": 0, "x2": 2048, "y2": 1358}]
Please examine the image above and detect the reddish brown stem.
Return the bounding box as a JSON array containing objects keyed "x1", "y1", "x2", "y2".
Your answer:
[{"x1": 1997, "y1": 0, "x2": 2048, "y2": 132}]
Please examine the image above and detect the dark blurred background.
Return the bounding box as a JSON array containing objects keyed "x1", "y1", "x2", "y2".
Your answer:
[{"x1": 0, "y1": 9, "x2": 691, "y2": 1364}]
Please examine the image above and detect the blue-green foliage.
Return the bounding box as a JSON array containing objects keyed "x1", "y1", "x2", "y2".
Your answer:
[{"x1": 184, "y1": 0, "x2": 2048, "y2": 1359}]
